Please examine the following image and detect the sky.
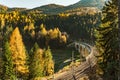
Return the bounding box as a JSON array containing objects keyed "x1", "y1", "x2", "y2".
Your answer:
[{"x1": 0, "y1": 0, "x2": 81, "y2": 9}]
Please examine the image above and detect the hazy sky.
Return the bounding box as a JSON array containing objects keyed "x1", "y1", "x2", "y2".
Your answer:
[{"x1": 0, "y1": 0, "x2": 81, "y2": 9}]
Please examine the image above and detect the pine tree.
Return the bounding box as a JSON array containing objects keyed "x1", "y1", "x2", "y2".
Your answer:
[
  {"x1": 3, "y1": 41, "x2": 16, "y2": 80},
  {"x1": 95, "y1": 0, "x2": 119, "y2": 79},
  {"x1": 29, "y1": 43, "x2": 44, "y2": 79},
  {"x1": 9, "y1": 27, "x2": 29, "y2": 78},
  {"x1": 43, "y1": 47, "x2": 54, "y2": 76}
]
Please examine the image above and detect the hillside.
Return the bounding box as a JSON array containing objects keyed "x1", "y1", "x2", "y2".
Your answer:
[
  {"x1": 8, "y1": 7, "x2": 27, "y2": 12},
  {"x1": 0, "y1": 4, "x2": 27, "y2": 13},
  {"x1": 28, "y1": 0, "x2": 104, "y2": 14},
  {"x1": 0, "y1": 0, "x2": 105, "y2": 14},
  {"x1": 64, "y1": 7, "x2": 101, "y2": 15},
  {"x1": 34, "y1": 4, "x2": 65, "y2": 10},
  {"x1": 68, "y1": 0, "x2": 104, "y2": 9},
  {"x1": 29, "y1": 4, "x2": 65, "y2": 14},
  {"x1": 0, "y1": 4, "x2": 8, "y2": 12}
]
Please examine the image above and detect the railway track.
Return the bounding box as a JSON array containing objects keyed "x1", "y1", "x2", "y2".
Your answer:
[{"x1": 47, "y1": 42, "x2": 99, "y2": 80}]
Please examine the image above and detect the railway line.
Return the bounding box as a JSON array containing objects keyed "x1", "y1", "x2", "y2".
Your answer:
[{"x1": 47, "y1": 42, "x2": 99, "y2": 80}]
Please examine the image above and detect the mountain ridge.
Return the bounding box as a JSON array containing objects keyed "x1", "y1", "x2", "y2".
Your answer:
[
  {"x1": 27, "y1": 0, "x2": 104, "y2": 14},
  {"x1": 0, "y1": 0, "x2": 105, "y2": 14},
  {"x1": 67, "y1": 0, "x2": 104, "y2": 9}
]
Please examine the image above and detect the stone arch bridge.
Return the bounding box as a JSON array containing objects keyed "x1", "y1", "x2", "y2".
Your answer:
[{"x1": 67, "y1": 42, "x2": 91, "y2": 59}]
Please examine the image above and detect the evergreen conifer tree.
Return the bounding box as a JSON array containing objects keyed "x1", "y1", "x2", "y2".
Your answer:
[
  {"x1": 29, "y1": 43, "x2": 44, "y2": 79},
  {"x1": 3, "y1": 41, "x2": 16, "y2": 80},
  {"x1": 95, "y1": 0, "x2": 119, "y2": 79}
]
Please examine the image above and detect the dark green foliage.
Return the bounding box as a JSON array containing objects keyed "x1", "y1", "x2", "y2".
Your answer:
[
  {"x1": 29, "y1": 42, "x2": 39, "y2": 57},
  {"x1": 95, "y1": 0, "x2": 119, "y2": 79},
  {"x1": 0, "y1": 11, "x2": 101, "y2": 50},
  {"x1": 2, "y1": 41, "x2": 16, "y2": 80},
  {"x1": 33, "y1": 14, "x2": 101, "y2": 42}
]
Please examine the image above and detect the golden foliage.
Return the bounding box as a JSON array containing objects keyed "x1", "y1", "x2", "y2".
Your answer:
[
  {"x1": 38, "y1": 24, "x2": 67, "y2": 45},
  {"x1": 31, "y1": 30, "x2": 35, "y2": 37},
  {"x1": 39, "y1": 24, "x2": 47, "y2": 36},
  {"x1": 48, "y1": 28, "x2": 59, "y2": 39},
  {"x1": 47, "y1": 60, "x2": 54, "y2": 75},
  {"x1": 24, "y1": 23, "x2": 35, "y2": 31},
  {"x1": 40, "y1": 28, "x2": 47, "y2": 36},
  {"x1": 9, "y1": 27, "x2": 29, "y2": 75},
  {"x1": 60, "y1": 35, "x2": 67, "y2": 43},
  {"x1": 59, "y1": 13, "x2": 69, "y2": 17}
]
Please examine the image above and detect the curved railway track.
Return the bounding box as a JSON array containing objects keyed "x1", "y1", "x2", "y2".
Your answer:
[{"x1": 47, "y1": 42, "x2": 99, "y2": 80}]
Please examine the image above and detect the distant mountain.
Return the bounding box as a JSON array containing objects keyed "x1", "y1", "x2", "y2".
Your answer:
[
  {"x1": 61, "y1": 0, "x2": 104, "y2": 15},
  {"x1": 28, "y1": 4, "x2": 65, "y2": 14},
  {"x1": 0, "y1": 0, "x2": 105, "y2": 14},
  {"x1": 34, "y1": 4, "x2": 65, "y2": 10},
  {"x1": 68, "y1": 0, "x2": 104, "y2": 9},
  {"x1": 28, "y1": 0, "x2": 104, "y2": 14}
]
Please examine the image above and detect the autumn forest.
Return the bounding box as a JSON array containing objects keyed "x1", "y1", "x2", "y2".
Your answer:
[{"x1": 0, "y1": 0, "x2": 119, "y2": 80}]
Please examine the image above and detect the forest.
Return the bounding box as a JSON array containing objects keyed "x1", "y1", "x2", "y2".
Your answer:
[{"x1": 0, "y1": 0, "x2": 119, "y2": 80}]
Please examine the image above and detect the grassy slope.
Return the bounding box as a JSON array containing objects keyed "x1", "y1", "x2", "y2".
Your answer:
[{"x1": 52, "y1": 49, "x2": 80, "y2": 72}]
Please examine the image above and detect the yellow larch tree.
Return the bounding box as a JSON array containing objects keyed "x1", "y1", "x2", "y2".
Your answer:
[
  {"x1": 60, "y1": 35, "x2": 67, "y2": 43},
  {"x1": 48, "y1": 28, "x2": 59, "y2": 39},
  {"x1": 9, "y1": 27, "x2": 29, "y2": 78},
  {"x1": 39, "y1": 23, "x2": 47, "y2": 36}
]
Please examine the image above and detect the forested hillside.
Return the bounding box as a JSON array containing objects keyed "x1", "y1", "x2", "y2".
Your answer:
[
  {"x1": 0, "y1": 1, "x2": 103, "y2": 79},
  {"x1": 0, "y1": 0, "x2": 119, "y2": 79},
  {"x1": 0, "y1": 8, "x2": 101, "y2": 79},
  {"x1": 0, "y1": 4, "x2": 8, "y2": 12},
  {"x1": 0, "y1": 0, "x2": 104, "y2": 14},
  {"x1": 68, "y1": 0, "x2": 104, "y2": 9}
]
